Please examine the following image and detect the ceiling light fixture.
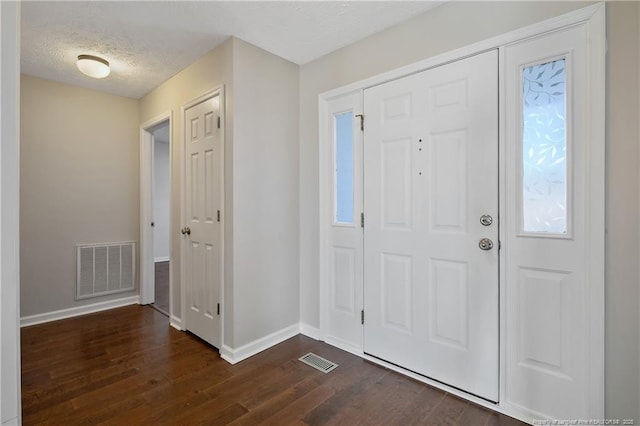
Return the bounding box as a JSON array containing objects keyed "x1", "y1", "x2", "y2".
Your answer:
[{"x1": 76, "y1": 54, "x2": 110, "y2": 79}]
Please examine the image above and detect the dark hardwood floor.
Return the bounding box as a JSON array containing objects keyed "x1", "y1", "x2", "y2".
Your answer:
[{"x1": 21, "y1": 306, "x2": 524, "y2": 425}]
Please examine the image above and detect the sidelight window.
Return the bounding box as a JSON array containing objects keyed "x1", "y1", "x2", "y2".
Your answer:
[
  {"x1": 522, "y1": 58, "x2": 568, "y2": 234},
  {"x1": 334, "y1": 112, "x2": 354, "y2": 224}
]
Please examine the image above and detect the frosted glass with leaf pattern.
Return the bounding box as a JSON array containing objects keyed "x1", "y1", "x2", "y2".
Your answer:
[{"x1": 522, "y1": 59, "x2": 567, "y2": 234}]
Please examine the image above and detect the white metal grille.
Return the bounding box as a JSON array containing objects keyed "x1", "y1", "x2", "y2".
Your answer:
[
  {"x1": 298, "y1": 353, "x2": 338, "y2": 373},
  {"x1": 76, "y1": 242, "x2": 136, "y2": 300}
]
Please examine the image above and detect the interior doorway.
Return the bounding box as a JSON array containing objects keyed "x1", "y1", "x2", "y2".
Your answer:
[
  {"x1": 140, "y1": 112, "x2": 172, "y2": 320},
  {"x1": 151, "y1": 121, "x2": 171, "y2": 316}
]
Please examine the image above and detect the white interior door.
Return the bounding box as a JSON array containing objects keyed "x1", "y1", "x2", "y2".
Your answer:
[
  {"x1": 363, "y1": 50, "x2": 499, "y2": 401},
  {"x1": 183, "y1": 94, "x2": 223, "y2": 348}
]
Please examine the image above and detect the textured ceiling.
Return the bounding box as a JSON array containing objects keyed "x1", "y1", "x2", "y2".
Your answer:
[{"x1": 21, "y1": 1, "x2": 443, "y2": 99}]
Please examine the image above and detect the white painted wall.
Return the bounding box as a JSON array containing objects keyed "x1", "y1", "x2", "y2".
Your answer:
[
  {"x1": 299, "y1": 1, "x2": 639, "y2": 421},
  {"x1": 0, "y1": 2, "x2": 21, "y2": 424},
  {"x1": 153, "y1": 135, "x2": 170, "y2": 262},
  {"x1": 20, "y1": 75, "x2": 140, "y2": 318}
]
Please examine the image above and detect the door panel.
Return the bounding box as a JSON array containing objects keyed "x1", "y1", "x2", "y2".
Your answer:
[
  {"x1": 381, "y1": 138, "x2": 412, "y2": 228},
  {"x1": 184, "y1": 95, "x2": 222, "y2": 348},
  {"x1": 363, "y1": 50, "x2": 499, "y2": 401},
  {"x1": 430, "y1": 258, "x2": 468, "y2": 350},
  {"x1": 331, "y1": 247, "x2": 356, "y2": 314},
  {"x1": 381, "y1": 253, "x2": 412, "y2": 333}
]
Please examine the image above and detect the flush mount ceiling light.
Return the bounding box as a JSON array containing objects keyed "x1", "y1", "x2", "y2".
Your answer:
[{"x1": 76, "y1": 54, "x2": 110, "y2": 79}]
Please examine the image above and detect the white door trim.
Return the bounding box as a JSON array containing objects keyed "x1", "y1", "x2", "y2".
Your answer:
[
  {"x1": 180, "y1": 86, "x2": 225, "y2": 346},
  {"x1": 583, "y1": 7, "x2": 606, "y2": 415},
  {"x1": 318, "y1": 3, "x2": 605, "y2": 423},
  {"x1": 140, "y1": 111, "x2": 173, "y2": 311},
  {"x1": 0, "y1": 1, "x2": 22, "y2": 423}
]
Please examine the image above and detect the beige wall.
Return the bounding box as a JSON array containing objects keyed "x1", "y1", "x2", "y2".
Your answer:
[
  {"x1": 231, "y1": 38, "x2": 299, "y2": 347},
  {"x1": 139, "y1": 37, "x2": 300, "y2": 349},
  {"x1": 299, "y1": 1, "x2": 639, "y2": 420},
  {"x1": 139, "y1": 38, "x2": 233, "y2": 330},
  {"x1": 605, "y1": 1, "x2": 640, "y2": 419},
  {"x1": 20, "y1": 75, "x2": 140, "y2": 317}
]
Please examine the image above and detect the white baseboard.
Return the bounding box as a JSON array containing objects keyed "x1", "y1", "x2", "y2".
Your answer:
[
  {"x1": 1, "y1": 417, "x2": 19, "y2": 426},
  {"x1": 220, "y1": 323, "x2": 300, "y2": 364},
  {"x1": 154, "y1": 256, "x2": 170, "y2": 263},
  {"x1": 170, "y1": 316, "x2": 183, "y2": 331},
  {"x1": 220, "y1": 345, "x2": 235, "y2": 363},
  {"x1": 299, "y1": 322, "x2": 321, "y2": 340},
  {"x1": 20, "y1": 296, "x2": 140, "y2": 327}
]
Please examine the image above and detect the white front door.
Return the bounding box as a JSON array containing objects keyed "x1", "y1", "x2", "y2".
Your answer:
[
  {"x1": 183, "y1": 94, "x2": 223, "y2": 348},
  {"x1": 363, "y1": 50, "x2": 499, "y2": 401}
]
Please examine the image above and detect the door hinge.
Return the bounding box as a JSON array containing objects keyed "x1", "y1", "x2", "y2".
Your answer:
[
  {"x1": 360, "y1": 212, "x2": 364, "y2": 228},
  {"x1": 361, "y1": 309, "x2": 365, "y2": 325},
  {"x1": 217, "y1": 210, "x2": 221, "y2": 222},
  {"x1": 355, "y1": 114, "x2": 364, "y2": 131},
  {"x1": 217, "y1": 303, "x2": 220, "y2": 315},
  {"x1": 217, "y1": 116, "x2": 221, "y2": 129}
]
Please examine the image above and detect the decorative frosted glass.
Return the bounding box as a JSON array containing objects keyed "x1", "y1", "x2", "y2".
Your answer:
[
  {"x1": 335, "y1": 112, "x2": 354, "y2": 224},
  {"x1": 522, "y1": 59, "x2": 567, "y2": 234}
]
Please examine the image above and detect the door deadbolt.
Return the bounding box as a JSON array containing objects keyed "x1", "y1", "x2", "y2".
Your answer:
[
  {"x1": 479, "y1": 238, "x2": 493, "y2": 251},
  {"x1": 480, "y1": 214, "x2": 493, "y2": 226}
]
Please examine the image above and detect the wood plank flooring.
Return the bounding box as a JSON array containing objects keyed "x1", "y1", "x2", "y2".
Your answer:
[{"x1": 21, "y1": 305, "x2": 524, "y2": 425}]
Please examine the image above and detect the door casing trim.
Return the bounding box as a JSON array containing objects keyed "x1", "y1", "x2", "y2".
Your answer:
[{"x1": 140, "y1": 111, "x2": 172, "y2": 311}]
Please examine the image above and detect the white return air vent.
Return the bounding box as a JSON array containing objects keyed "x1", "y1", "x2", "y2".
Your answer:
[{"x1": 76, "y1": 242, "x2": 136, "y2": 300}]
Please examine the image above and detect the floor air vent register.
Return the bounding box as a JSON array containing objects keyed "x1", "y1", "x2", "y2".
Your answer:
[{"x1": 298, "y1": 353, "x2": 338, "y2": 373}]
